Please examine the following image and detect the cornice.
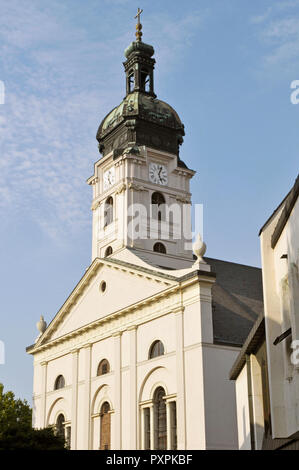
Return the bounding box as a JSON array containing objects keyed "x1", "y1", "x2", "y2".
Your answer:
[
  {"x1": 175, "y1": 195, "x2": 191, "y2": 204},
  {"x1": 173, "y1": 167, "x2": 196, "y2": 178},
  {"x1": 128, "y1": 182, "x2": 148, "y2": 192}
]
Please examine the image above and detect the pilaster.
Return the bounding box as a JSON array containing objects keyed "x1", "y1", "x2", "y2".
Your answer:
[
  {"x1": 71, "y1": 348, "x2": 79, "y2": 449},
  {"x1": 83, "y1": 343, "x2": 92, "y2": 449},
  {"x1": 113, "y1": 332, "x2": 122, "y2": 449},
  {"x1": 174, "y1": 306, "x2": 186, "y2": 449},
  {"x1": 40, "y1": 360, "x2": 48, "y2": 428},
  {"x1": 128, "y1": 325, "x2": 137, "y2": 449}
]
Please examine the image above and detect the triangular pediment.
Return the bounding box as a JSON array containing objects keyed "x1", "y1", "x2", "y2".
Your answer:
[{"x1": 35, "y1": 257, "x2": 177, "y2": 347}]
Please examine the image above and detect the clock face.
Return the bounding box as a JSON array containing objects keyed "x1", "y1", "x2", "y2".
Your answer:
[
  {"x1": 149, "y1": 163, "x2": 168, "y2": 186},
  {"x1": 103, "y1": 167, "x2": 115, "y2": 190}
]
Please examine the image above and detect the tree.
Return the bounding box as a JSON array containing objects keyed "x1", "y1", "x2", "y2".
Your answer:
[
  {"x1": 0, "y1": 383, "x2": 66, "y2": 450},
  {"x1": 0, "y1": 383, "x2": 32, "y2": 433}
]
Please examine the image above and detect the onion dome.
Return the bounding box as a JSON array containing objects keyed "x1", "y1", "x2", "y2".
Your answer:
[{"x1": 96, "y1": 10, "x2": 187, "y2": 167}]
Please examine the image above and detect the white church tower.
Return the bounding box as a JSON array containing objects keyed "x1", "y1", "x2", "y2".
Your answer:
[
  {"x1": 27, "y1": 10, "x2": 247, "y2": 451},
  {"x1": 87, "y1": 10, "x2": 195, "y2": 269}
]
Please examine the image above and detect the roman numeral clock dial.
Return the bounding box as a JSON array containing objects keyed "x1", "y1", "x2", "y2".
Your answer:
[
  {"x1": 149, "y1": 163, "x2": 168, "y2": 186},
  {"x1": 103, "y1": 167, "x2": 115, "y2": 190}
]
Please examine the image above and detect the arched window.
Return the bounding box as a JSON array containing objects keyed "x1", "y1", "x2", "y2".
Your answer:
[
  {"x1": 104, "y1": 197, "x2": 113, "y2": 227},
  {"x1": 54, "y1": 375, "x2": 65, "y2": 390},
  {"x1": 153, "y1": 242, "x2": 166, "y2": 254},
  {"x1": 149, "y1": 340, "x2": 165, "y2": 359},
  {"x1": 56, "y1": 413, "x2": 65, "y2": 440},
  {"x1": 151, "y1": 192, "x2": 165, "y2": 222},
  {"x1": 151, "y1": 192, "x2": 165, "y2": 206},
  {"x1": 97, "y1": 359, "x2": 110, "y2": 376},
  {"x1": 100, "y1": 402, "x2": 111, "y2": 450},
  {"x1": 141, "y1": 69, "x2": 150, "y2": 92},
  {"x1": 128, "y1": 69, "x2": 135, "y2": 93},
  {"x1": 153, "y1": 387, "x2": 167, "y2": 450},
  {"x1": 105, "y1": 246, "x2": 113, "y2": 257}
]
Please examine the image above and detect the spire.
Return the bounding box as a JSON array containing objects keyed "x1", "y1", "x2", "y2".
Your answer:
[
  {"x1": 96, "y1": 9, "x2": 186, "y2": 159},
  {"x1": 135, "y1": 8, "x2": 143, "y2": 42},
  {"x1": 123, "y1": 8, "x2": 156, "y2": 97}
]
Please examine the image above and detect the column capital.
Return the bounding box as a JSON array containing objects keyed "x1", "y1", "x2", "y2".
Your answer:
[
  {"x1": 112, "y1": 331, "x2": 123, "y2": 338},
  {"x1": 71, "y1": 347, "x2": 80, "y2": 355},
  {"x1": 172, "y1": 306, "x2": 185, "y2": 315},
  {"x1": 127, "y1": 325, "x2": 137, "y2": 332},
  {"x1": 40, "y1": 360, "x2": 48, "y2": 367}
]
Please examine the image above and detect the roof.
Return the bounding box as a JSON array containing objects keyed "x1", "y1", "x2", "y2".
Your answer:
[
  {"x1": 205, "y1": 257, "x2": 264, "y2": 347},
  {"x1": 124, "y1": 41, "x2": 154, "y2": 59},
  {"x1": 271, "y1": 174, "x2": 299, "y2": 248},
  {"x1": 97, "y1": 91, "x2": 184, "y2": 141},
  {"x1": 259, "y1": 174, "x2": 299, "y2": 238},
  {"x1": 229, "y1": 313, "x2": 265, "y2": 380}
]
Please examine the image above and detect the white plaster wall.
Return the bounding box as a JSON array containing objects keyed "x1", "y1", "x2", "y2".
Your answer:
[
  {"x1": 51, "y1": 266, "x2": 171, "y2": 340},
  {"x1": 137, "y1": 314, "x2": 176, "y2": 363},
  {"x1": 32, "y1": 395, "x2": 41, "y2": 428},
  {"x1": 184, "y1": 346, "x2": 206, "y2": 449},
  {"x1": 77, "y1": 383, "x2": 86, "y2": 450},
  {"x1": 202, "y1": 345, "x2": 239, "y2": 450},
  {"x1": 121, "y1": 368, "x2": 131, "y2": 449},
  {"x1": 235, "y1": 365, "x2": 251, "y2": 450},
  {"x1": 121, "y1": 330, "x2": 130, "y2": 368},
  {"x1": 78, "y1": 348, "x2": 85, "y2": 382},
  {"x1": 250, "y1": 349, "x2": 265, "y2": 450},
  {"x1": 46, "y1": 354, "x2": 72, "y2": 392},
  {"x1": 91, "y1": 337, "x2": 115, "y2": 376},
  {"x1": 261, "y1": 198, "x2": 299, "y2": 438},
  {"x1": 260, "y1": 207, "x2": 287, "y2": 437},
  {"x1": 184, "y1": 302, "x2": 202, "y2": 347},
  {"x1": 33, "y1": 360, "x2": 42, "y2": 396}
]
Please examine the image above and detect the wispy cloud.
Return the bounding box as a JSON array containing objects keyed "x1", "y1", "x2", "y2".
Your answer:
[
  {"x1": 0, "y1": 0, "x2": 204, "y2": 242},
  {"x1": 251, "y1": 1, "x2": 299, "y2": 75}
]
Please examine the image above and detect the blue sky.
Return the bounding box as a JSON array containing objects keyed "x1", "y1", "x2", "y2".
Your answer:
[{"x1": 0, "y1": 0, "x2": 298, "y2": 402}]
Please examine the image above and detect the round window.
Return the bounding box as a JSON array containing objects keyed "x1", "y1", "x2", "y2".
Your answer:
[{"x1": 100, "y1": 281, "x2": 107, "y2": 293}]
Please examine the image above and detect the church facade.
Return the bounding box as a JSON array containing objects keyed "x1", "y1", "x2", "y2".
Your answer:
[
  {"x1": 230, "y1": 175, "x2": 299, "y2": 450},
  {"x1": 27, "y1": 17, "x2": 263, "y2": 450}
]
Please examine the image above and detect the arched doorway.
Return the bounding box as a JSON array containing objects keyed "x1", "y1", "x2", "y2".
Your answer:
[
  {"x1": 153, "y1": 387, "x2": 167, "y2": 450},
  {"x1": 100, "y1": 402, "x2": 111, "y2": 450}
]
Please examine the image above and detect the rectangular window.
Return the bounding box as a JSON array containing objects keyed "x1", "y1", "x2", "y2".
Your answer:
[
  {"x1": 129, "y1": 73, "x2": 134, "y2": 92},
  {"x1": 66, "y1": 426, "x2": 71, "y2": 449},
  {"x1": 144, "y1": 408, "x2": 151, "y2": 450},
  {"x1": 170, "y1": 402, "x2": 177, "y2": 450}
]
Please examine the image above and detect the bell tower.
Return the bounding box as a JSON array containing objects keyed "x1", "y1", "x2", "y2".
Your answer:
[
  {"x1": 87, "y1": 10, "x2": 195, "y2": 269},
  {"x1": 124, "y1": 8, "x2": 156, "y2": 98}
]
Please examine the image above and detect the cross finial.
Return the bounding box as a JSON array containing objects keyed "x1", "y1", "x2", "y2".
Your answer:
[
  {"x1": 135, "y1": 8, "x2": 143, "y2": 24},
  {"x1": 134, "y1": 8, "x2": 143, "y2": 42}
]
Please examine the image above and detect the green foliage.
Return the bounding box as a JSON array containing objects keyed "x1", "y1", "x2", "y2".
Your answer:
[
  {"x1": 0, "y1": 383, "x2": 32, "y2": 433},
  {"x1": 0, "y1": 425, "x2": 66, "y2": 450},
  {"x1": 0, "y1": 383, "x2": 66, "y2": 450}
]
